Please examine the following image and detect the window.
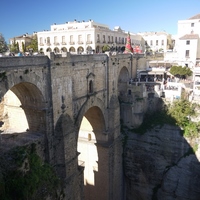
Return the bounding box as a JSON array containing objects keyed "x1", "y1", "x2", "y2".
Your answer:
[
  {"x1": 39, "y1": 37, "x2": 43, "y2": 44},
  {"x1": 97, "y1": 34, "x2": 100, "y2": 42},
  {"x1": 70, "y1": 35, "x2": 73, "y2": 41},
  {"x1": 150, "y1": 40, "x2": 153, "y2": 46},
  {"x1": 62, "y1": 36, "x2": 66, "y2": 44},
  {"x1": 103, "y1": 35, "x2": 105, "y2": 43},
  {"x1": 191, "y1": 23, "x2": 194, "y2": 27},
  {"x1": 47, "y1": 37, "x2": 50, "y2": 44},
  {"x1": 185, "y1": 50, "x2": 190, "y2": 57},
  {"x1": 87, "y1": 34, "x2": 91, "y2": 43},
  {"x1": 88, "y1": 133, "x2": 91, "y2": 141},
  {"x1": 115, "y1": 37, "x2": 117, "y2": 43},
  {"x1": 78, "y1": 35, "x2": 82, "y2": 43},
  {"x1": 111, "y1": 36, "x2": 113, "y2": 43},
  {"x1": 89, "y1": 80, "x2": 93, "y2": 93},
  {"x1": 54, "y1": 36, "x2": 57, "y2": 44},
  {"x1": 161, "y1": 40, "x2": 164, "y2": 45},
  {"x1": 108, "y1": 36, "x2": 110, "y2": 43},
  {"x1": 122, "y1": 38, "x2": 124, "y2": 44},
  {"x1": 186, "y1": 40, "x2": 190, "y2": 45},
  {"x1": 119, "y1": 37, "x2": 121, "y2": 43},
  {"x1": 156, "y1": 40, "x2": 158, "y2": 46}
]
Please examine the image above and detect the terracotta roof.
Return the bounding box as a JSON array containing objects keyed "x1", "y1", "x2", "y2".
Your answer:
[
  {"x1": 189, "y1": 14, "x2": 200, "y2": 20},
  {"x1": 179, "y1": 34, "x2": 199, "y2": 40}
]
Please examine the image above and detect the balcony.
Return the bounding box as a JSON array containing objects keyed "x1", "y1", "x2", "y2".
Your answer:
[
  {"x1": 86, "y1": 41, "x2": 92, "y2": 44},
  {"x1": 47, "y1": 43, "x2": 51, "y2": 46},
  {"x1": 70, "y1": 42, "x2": 75, "y2": 45},
  {"x1": 97, "y1": 40, "x2": 100, "y2": 43},
  {"x1": 62, "y1": 42, "x2": 66, "y2": 45},
  {"x1": 54, "y1": 43, "x2": 60, "y2": 45},
  {"x1": 39, "y1": 43, "x2": 44, "y2": 46},
  {"x1": 78, "y1": 41, "x2": 83, "y2": 44}
]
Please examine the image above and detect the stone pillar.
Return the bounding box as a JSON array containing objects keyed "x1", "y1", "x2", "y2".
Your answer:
[
  {"x1": 91, "y1": 136, "x2": 123, "y2": 200},
  {"x1": 64, "y1": 153, "x2": 84, "y2": 200},
  {"x1": 93, "y1": 142, "x2": 110, "y2": 200}
]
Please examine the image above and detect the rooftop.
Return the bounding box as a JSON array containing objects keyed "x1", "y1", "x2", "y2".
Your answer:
[
  {"x1": 179, "y1": 34, "x2": 199, "y2": 40},
  {"x1": 189, "y1": 14, "x2": 200, "y2": 20}
]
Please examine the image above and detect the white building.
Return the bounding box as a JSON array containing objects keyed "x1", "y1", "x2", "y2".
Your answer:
[
  {"x1": 9, "y1": 33, "x2": 33, "y2": 53},
  {"x1": 172, "y1": 14, "x2": 200, "y2": 68},
  {"x1": 37, "y1": 19, "x2": 144, "y2": 55},
  {"x1": 137, "y1": 31, "x2": 173, "y2": 53}
]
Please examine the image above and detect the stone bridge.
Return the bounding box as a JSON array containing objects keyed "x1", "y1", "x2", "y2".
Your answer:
[{"x1": 0, "y1": 52, "x2": 140, "y2": 200}]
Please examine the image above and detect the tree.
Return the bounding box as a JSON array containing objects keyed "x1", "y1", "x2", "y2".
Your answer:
[
  {"x1": 0, "y1": 33, "x2": 8, "y2": 53},
  {"x1": 9, "y1": 38, "x2": 19, "y2": 53},
  {"x1": 22, "y1": 42, "x2": 25, "y2": 53},
  {"x1": 168, "y1": 99, "x2": 195, "y2": 127},
  {"x1": 169, "y1": 65, "x2": 192, "y2": 79},
  {"x1": 26, "y1": 34, "x2": 38, "y2": 52},
  {"x1": 102, "y1": 45, "x2": 110, "y2": 52},
  {"x1": 167, "y1": 99, "x2": 200, "y2": 137}
]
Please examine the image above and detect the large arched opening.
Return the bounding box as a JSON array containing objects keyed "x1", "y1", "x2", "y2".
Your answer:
[
  {"x1": 54, "y1": 47, "x2": 60, "y2": 54},
  {"x1": 0, "y1": 82, "x2": 46, "y2": 135},
  {"x1": 77, "y1": 106, "x2": 109, "y2": 200},
  {"x1": 69, "y1": 47, "x2": 75, "y2": 53},
  {"x1": 46, "y1": 47, "x2": 52, "y2": 52},
  {"x1": 61, "y1": 47, "x2": 67, "y2": 52},
  {"x1": 118, "y1": 66, "x2": 129, "y2": 98},
  {"x1": 77, "y1": 46, "x2": 84, "y2": 54},
  {"x1": 86, "y1": 46, "x2": 92, "y2": 54}
]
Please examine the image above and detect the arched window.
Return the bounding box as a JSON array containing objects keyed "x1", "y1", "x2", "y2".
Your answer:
[
  {"x1": 88, "y1": 133, "x2": 92, "y2": 141},
  {"x1": 89, "y1": 80, "x2": 93, "y2": 93}
]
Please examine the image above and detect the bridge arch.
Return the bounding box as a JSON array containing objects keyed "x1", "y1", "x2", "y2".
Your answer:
[
  {"x1": 78, "y1": 107, "x2": 108, "y2": 199},
  {"x1": 0, "y1": 82, "x2": 46, "y2": 134},
  {"x1": 75, "y1": 97, "x2": 107, "y2": 138},
  {"x1": 76, "y1": 96, "x2": 111, "y2": 200},
  {"x1": 118, "y1": 66, "x2": 129, "y2": 97}
]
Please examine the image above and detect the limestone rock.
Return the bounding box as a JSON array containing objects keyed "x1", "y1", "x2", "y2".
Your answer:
[{"x1": 124, "y1": 124, "x2": 200, "y2": 200}]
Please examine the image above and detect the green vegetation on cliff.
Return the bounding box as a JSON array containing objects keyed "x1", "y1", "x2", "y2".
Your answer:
[
  {"x1": 0, "y1": 144, "x2": 60, "y2": 200},
  {"x1": 132, "y1": 99, "x2": 200, "y2": 138},
  {"x1": 168, "y1": 99, "x2": 200, "y2": 138}
]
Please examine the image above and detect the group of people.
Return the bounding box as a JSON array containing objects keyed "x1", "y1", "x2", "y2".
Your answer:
[{"x1": 8, "y1": 52, "x2": 33, "y2": 56}]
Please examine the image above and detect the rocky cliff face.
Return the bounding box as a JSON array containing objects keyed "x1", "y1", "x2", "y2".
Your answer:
[{"x1": 124, "y1": 124, "x2": 200, "y2": 200}]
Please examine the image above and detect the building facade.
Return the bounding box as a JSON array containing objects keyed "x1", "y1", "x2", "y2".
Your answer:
[
  {"x1": 173, "y1": 14, "x2": 200, "y2": 68},
  {"x1": 9, "y1": 34, "x2": 33, "y2": 53},
  {"x1": 137, "y1": 31, "x2": 173, "y2": 53},
  {"x1": 37, "y1": 19, "x2": 145, "y2": 55}
]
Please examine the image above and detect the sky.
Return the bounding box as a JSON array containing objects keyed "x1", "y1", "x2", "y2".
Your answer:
[{"x1": 1, "y1": 0, "x2": 200, "y2": 43}]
